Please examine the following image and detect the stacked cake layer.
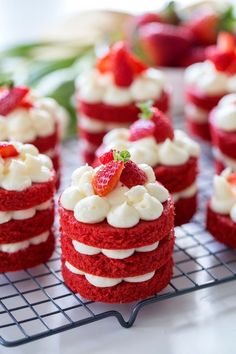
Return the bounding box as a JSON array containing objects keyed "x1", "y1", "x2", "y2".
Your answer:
[
  {"x1": 59, "y1": 156, "x2": 175, "y2": 303},
  {"x1": 76, "y1": 42, "x2": 169, "y2": 164},
  {"x1": 209, "y1": 94, "x2": 236, "y2": 173},
  {"x1": 0, "y1": 142, "x2": 56, "y2": 272},
  {"x1": 0, "y1": 86, "x2": 63, "y2": 188}
]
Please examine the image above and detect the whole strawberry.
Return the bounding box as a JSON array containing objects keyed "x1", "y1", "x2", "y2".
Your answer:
[
  {"x1": 120, "y1": 160, "x2": 147, "y2": 188},
  {"x1": 129, "y1": 101, "x2": 174, "y2": 143}
]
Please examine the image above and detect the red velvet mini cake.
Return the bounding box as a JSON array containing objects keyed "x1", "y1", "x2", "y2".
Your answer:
[
  {"x1": 209, "y1": 94, "x2": 236, "y2": 173},
  {"x1": 0, "y1": 142, "x2": 56, "y2": 272},
  {"x1": 95, "y1": 103, "x2": 200, "y2": 225},
  {"x1": 0, "y1": 84, "x2": 67, "y2": 187},
  {"x1": 206, "y1": 169, "x2": 236, "y2": 248},
  {"x1": 59, "y1": 150, "x2": 175, "y2": 303},
  {"x1": 76, "y1": 41, "x2": 170, "y2": 164},
  {"x1": 185, "y1": 32, "x2": 236, "y2": 141}
]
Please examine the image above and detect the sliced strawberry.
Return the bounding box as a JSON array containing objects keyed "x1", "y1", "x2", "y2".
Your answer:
[
  {"x1": 152, "y1": 108, "x2": 174, "y2": 143},
  {"x1": 0, "y1": 142, "x2": 19, "y2": 159},
  {"x1": 111, "y1": 42, "x2": 134, "y2": 87},
  {"x1": 217, "y1": 32, "x2": 235, "y2": 53},
  {"x1": 0, "y1": 86, "x2": 30, "y2": 116},
  {"x1": 129, "y1": 119, "x2": 155, "y2": 141},
  {"x1": 96, "y1": 52, "x2": 112, "y2": 74},
  {"x1": 227, "y1": 172, "x2": 236, "y2": 185},
  {"x1": 120, "y1": 160, "x2": 147, "y2": 188},
  {"x1": 18, "y1": 96, "x2": 33, "y2": 109},
  {"x1": 92, "y1": 160, "x2": 124, "y2": 196},
  {"x1": 99, "y1": 149, "x2": 114, "y2": 164}
]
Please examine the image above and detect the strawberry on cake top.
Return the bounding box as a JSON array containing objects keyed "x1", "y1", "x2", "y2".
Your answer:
[
  {"x1": 209, "y1": 94, "x2": 236, "y2": 172},
  {"x1": 75, "y1": 41, "x2": 169, "y2": 163},
  {"x1": 185, "y1": 32, "x2": 236, "y2": 140},
  {"x1": 207, "y1": 168, "x2": 236, "y2": 248},
  {"x1": 95, "y1": 103, "x2": 200, "y2": 225},
  {"x1": 0, "y1": 84, "x2": 67, "y2": 186},
  {"x1": 0, "y1": 142, "x2": 56, "y2": 272}
]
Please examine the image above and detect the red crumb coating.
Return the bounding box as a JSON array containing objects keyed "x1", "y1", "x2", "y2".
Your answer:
[
  {"x1": 0, "y1": 207, "x2": 54, "y2": 244},
  {"x1": 174, "y1": 194, "x2": 197, "y2": 226},
  {"x1": 77, "y1": 90, "x2": 169, "y2": 123},
  {"x1": 0, "y1": 231, "x2": 55, "y2": 272},
  {"x1": 207, "y1": 204, "x2": 236, "y2": 248},
  {"x1": 186, "y1": 118, "x2": 211, "y2": 141},
  {"x1": 59, "y1": 198, "x2": 174, "y2": 249},
  {"x1": 0, "y1": 174, "x2": 56, "y2": 211},
  {"x1": 153, "y1": 157, "x2": 198, "y2": 193},
  {"x1": 61, "y1": 230, "x2": 174, "y2": 278},
  {"x1": 29, "y1": 128, "x2": 58, "y2": 153},
  {"x1": 210, "y1": 111, "x2": 236, "y2": 159},
  {"x1": 61, "y1": 258, "x2": 173, "y2": 303},
  {"x1": 79, "y1": 128, "x2": 108, "y2": 147},
  {"x1": 186, "y1": 87, "x2": 225, "y2": 111}
]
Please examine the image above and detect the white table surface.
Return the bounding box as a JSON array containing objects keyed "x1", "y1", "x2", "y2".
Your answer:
[{"x1": 1, "y1": 281, "x2": 236, "y2": 354}]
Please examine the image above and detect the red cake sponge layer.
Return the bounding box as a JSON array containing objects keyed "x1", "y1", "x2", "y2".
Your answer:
[
  {"x1": 210, "y1": 113, "x2": 236, "y2": 159},
  {"x1": 0, "y1": 174, "x2": 56, "y2": 211},
  {"x1": 207, "y1": 204, "x2": 236, "y2": 248},
  {"x1": 61, "y1": 230, "x2": 174, "y2": 278},
  {"x1": 154, "y1": 157, "x2": 198, "y2": 194},
  {"x1": 186, "y1": 118, "x2": 211, "y2": 141},
  {"x1": 0, "y1": 207, "x2": 54, "y2": 244},
  {"x1": 186, "y1": 87, "x2": 224, "y2": 111},
  {"x1": 29, "y1": 129, "x2": 59, "y2": 153},
  {"x1": 0, "y1": 231, "x2": 55, "y2": 272},
  {"x1": 62, "y1": 258, "x2": 173, "y2": 303},
  {"x1": 59, "y1": 198, "x2": 174, "y2": 249},
  {"x1": 77, "y1": 90, "x2": 169, "y2": 123},
  {"x1": 174, "y1": 194, "x2": 197, "y2": 226}
]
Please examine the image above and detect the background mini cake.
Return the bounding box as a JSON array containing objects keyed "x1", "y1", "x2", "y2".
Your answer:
[
  {"x1": 95, "y1": 105, "x2": 200, "y2": 226},
  {"x1": 0, "y1": 142, "x2": 56, "y2": 272},
  {"x1": 59, "y1": 150, "x2": 174, "y2": 303},
  {"x1": 76, "y1": 41, "x2": 170, "y2": 164},
  {"x1": 0, "y1": 84, "x2": 67, "y2": 188},
  {"x1": 185, "y1": 33, "x2": 236, "y2": 141},
  {"x1": 207, "y1": 168, "x2": 236, "y2": 248},
  {"x1": 209, "y1": 94, "x2": 236, "y2": 173}
]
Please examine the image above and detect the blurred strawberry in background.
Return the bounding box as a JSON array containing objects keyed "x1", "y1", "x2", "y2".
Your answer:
[{"x1": 126, "y1": 1, "x2": 236, "y2": 68}]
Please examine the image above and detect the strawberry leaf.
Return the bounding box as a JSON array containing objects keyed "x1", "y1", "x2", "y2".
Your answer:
[
  {"x1": 219, "y1": 5, "x2": 236, "y2": 33},
  {"x1": 137, "y1": 100, "x2": 154, "y2": 119}
]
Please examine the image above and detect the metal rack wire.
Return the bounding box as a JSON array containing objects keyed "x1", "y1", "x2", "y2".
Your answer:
[{"x1": 1, "y1": 138, "x2": 236, "y2": 347}]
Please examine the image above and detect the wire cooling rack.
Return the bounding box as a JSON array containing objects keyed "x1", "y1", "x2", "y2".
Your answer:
[{"x1": 1, "y1": 137, "x2": 236, "y2": 347}]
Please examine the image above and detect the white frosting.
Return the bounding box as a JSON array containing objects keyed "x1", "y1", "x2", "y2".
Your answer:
[
  {"x1": 213, "y1": 147, "x2": 236, "y2": 170},
  {"x1": 172, "y1": 182, "x2": 197, "y2": 202},
  {"x1": 0, "y1": 231, "x2": 49, "y2": 253},
  {"x1": 65, "y1": 261, "x2": 155, "y2": 287},
  {"x1": 0, "y1": 199, "x2": 52, "y2": 224},
  {"x1": 185, "y1": 103, "x2": 208, "y2": 123},
  {"x1": 101, "y1": 128, "x2": 200, "y2": 167},
  {"x1": 210, "y1": 169, "x2": 236, "y2": 222},
  {"x1": 60, "y1": 164, "x2": 169, "y2": 227},
  {"x1": 79, "y1": 115, "x2": 129, "y2": 133},
  {"x1": 185, "y1": 60, "x2": 236, "y2": 95},
  {"x1": 72, "y1": 239, "x2": 159, "y2": 259},
  {"x1": 213, "y1": 94, "x2": 236, "y2": 131},
  {"x1": 0, "y1": 142, "x2": 53, "y2": 191},
  {"x1": 76, "y1": 68, "x2": 165, "y2": 105},
  {"x1": 0, "y1": 94, "x2": 64, "y2": 142}
]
